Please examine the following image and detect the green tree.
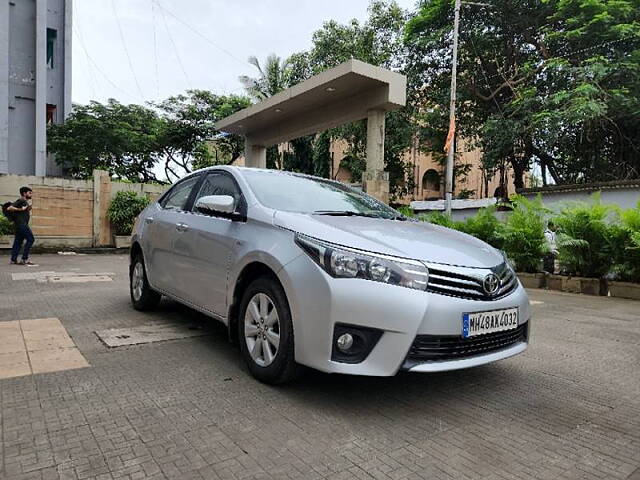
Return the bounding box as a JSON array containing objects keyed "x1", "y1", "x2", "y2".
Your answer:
[
  {"x1": 405, "y1": 0, "x2": 640, "y2": 189},
  {"x1": 48, "y1": 100, "x2": 163, "y2": 182},
  {"x1": 239, "y1": 54, "x2": 330, "y2": 176},
  {"x1": 302, "y1": 1, "x2": 417, "y2": 197},
  {"x1": 312, "y1": 131, "x2": 332, "y2": 178},
  {"x1": 48, "y1": 91, "x2": 251, "y2": 183},
  {"x1": 532, "y1": 0, "x2": 640, "y2": 183},
  {"x1": 238, "y1": 54, "x2": 293, "y2": 101},
  {"x1": 239, "y1": 2, "x2": 417, "y2": 192},
  {"x1": 154, "y1": 90, "x2": 251, "y2": 181}
]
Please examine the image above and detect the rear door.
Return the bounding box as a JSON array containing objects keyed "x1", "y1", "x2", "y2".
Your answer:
[
  {"x1": 177, "y1": 171, "x2": 248, "y2": 317},
  {"x1": 145, "y1": 174, "x2": 202, "y2": 295}
]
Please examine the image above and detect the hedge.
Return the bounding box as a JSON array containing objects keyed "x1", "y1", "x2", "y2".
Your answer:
[{"x1": 404, "y1": 194, "x2": 640, "y2": 281}]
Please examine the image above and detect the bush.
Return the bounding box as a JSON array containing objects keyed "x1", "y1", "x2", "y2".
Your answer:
[
  {"x1": 457, "y1": 206, "x2": 504, "y2": 249},
  {"x1": 397, "y1": 193, "x2": 640, "y2": 281},
  {"x1": 500, "y1": 195, "x2": 549, "y2": 273},
  {"x1": 421, "y1": 211, "x2": 459, "y2": 229},
  {"x1": 396, "y1": 206, "x2": 416, "y2": 218},
  {"x1": 554, "y1": 193, "x2": 616, "y2": 278},
  {"x1": 107, "y1": 191, "x2": 150, "y2": 236},
  {"x1": 0, "y1": 215, "x2": 14, "y2": 236},
  {"x1": 611, "y1": 201, "x2": 640, "y2": 282}
]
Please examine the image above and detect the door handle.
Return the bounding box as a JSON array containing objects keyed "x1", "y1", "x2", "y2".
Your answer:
[
  {"x1": 175, "y1": 222, "x2": 189, "y2": 232},
  {"x1": 145, "y1": 217, "x2": 154, "y2": 224}
]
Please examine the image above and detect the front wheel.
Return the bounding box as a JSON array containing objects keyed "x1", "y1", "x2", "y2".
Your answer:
[
  {"x1": 130, "y1": 254, "x2": 161, "y2": 311},
  {"x1": 238, "y1": 277, "x2": 299, "y2": 384}
]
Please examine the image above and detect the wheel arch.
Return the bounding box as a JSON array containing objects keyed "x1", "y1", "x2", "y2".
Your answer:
[
  {"x1": 130, "y1": 241, "x2": 143, "y2": 263},
  {"x1": 227, "y1": 261, "x2": 286, "y2": 345}
]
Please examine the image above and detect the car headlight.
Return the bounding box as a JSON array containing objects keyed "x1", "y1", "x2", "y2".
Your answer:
[
  {"x1": 294, "y1": 234, "x2": 429, "y2": 291},
  {"x1": 500, "y1": 249, "x2": 516, "y2": 271}
]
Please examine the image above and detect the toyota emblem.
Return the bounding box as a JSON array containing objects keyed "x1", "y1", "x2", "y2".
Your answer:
[{"x1": 483, "y1": 274, "x2": 500, "y2": 296}]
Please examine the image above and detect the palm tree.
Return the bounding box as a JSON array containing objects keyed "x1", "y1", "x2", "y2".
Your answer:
[
  {"x1": 238, "y1": 54, "x2": 291, "y2": 102},
  {"x1": 238, "y1": 53, "x2": 328, "y2": 176}
]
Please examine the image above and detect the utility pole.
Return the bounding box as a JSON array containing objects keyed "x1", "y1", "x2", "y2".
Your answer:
[{"x1": 444, "y1": 0, "x2": 461, "y2": 217}]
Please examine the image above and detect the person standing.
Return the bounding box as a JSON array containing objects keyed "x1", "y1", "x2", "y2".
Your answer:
[
  {"x1": 543, "y1": 220, "x2": 558, "y2": 274},
  {"x1": 7, "y1": 186, "x2": 35, "y2": 265}
]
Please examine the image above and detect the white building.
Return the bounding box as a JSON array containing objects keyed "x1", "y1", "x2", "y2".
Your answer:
[{"x1": 0, "y1": 0, "x2": 72, "y2": 176}]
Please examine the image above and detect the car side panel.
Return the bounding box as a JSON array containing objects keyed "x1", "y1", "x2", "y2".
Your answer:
[
  {"x1": 226, "y1": 223, "x2": 304, "y2": 320},
  {"x1": 179, "y1": 212, "x2": 241, "y2": 316}
]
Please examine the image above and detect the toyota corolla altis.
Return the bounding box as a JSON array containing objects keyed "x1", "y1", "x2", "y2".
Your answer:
[{"x1": 130, "y1": 166, "x2": 530, "y2": 384}]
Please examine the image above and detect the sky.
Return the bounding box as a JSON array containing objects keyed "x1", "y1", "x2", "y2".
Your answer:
[{"x1": 72, "y1": 0, "x2": 418, "y2": 106}]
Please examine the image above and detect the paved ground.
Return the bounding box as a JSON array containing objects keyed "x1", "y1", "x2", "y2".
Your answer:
[{"x1": 0, "y1": 254, "x2": 638, "y2": 480}]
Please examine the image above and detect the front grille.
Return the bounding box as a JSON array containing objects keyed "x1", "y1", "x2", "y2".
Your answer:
[
  {"x1": 426, "y1": 261, "x2": 518, "y2": 301},
  {"x1": 403, "y1": 322, "x2": 528, "y2": 368}
]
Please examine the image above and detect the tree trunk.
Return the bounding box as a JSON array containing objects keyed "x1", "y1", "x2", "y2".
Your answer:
[
  {"x1": 530, "y1": 145, "x2": 563, "y2": 184},
  {"x1": 511, "y1": 158, "x2": 525, "y2": 190}
]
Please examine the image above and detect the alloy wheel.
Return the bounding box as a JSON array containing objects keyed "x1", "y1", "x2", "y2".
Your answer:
[
  {"x1": 131, "y1": 262, "x2": 144, "y2": 302},
  {"x1": 244, "y1": 293, "x2": 280, "y2": 367}
]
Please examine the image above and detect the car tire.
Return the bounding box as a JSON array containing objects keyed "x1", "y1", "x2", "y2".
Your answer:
[
  {"x1": 130, "y1": 253, "x2": 161, "y2": 311},
  {"x1": 238, "y1": 276, "x2": 299, "y2": 384}
]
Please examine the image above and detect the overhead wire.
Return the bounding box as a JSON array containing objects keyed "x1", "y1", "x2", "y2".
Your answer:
[
  {"x1": 72, "y1": 2, "x2": 98, "y2": 100},
  {"x1": 153, "y1": 0, "x2": 192, "y2": 88},
  {"x1": 111, "y1": 0, "x2": 145, "y2": 101},
  {"x1": 150, "y1": 0, "x2": 161, "y2": 98},
  {"x1": 74, "y1": 22, "x2": 142, "y2": 102},
  {"x1": 152, "y1": 0, "x2": 250, "y2": 69}
]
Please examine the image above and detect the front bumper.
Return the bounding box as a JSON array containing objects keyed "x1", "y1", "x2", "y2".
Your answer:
[
  {"x1": 278, "y1": 254, "x2": 531, "y2": 377},
  {"x1": 405, "y1": 341, "x2": 528, "y2": 373}
]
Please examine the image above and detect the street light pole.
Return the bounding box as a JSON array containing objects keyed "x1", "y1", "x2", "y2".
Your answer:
[{"x1": 444, "y1": 0, "x2": 461, "y2": 217}]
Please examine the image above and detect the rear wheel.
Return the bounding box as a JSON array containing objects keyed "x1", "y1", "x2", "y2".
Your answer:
[
  {"x1": 238, "y1": 277, "x2": 299, "y2": 384},
  {"x1": 130, "y1": 253, "x2": 161, "y2": 311}
]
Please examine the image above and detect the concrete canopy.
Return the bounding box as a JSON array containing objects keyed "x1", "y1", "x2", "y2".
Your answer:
[{"x1": 215, "y1": 59, "x2": 406, "y2": 147}]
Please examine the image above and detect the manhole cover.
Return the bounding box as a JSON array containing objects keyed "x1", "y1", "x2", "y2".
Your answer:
[
  {"x1": 49, "y1": 275, "x2": 112, "y2": 283},
  {"x1": 95, "y1": 324, "x2": 209, "y2": 347}
]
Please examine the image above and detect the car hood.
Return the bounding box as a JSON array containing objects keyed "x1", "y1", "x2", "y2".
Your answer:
[{"x1": 273, "y1": 211, "x2": 503, "y2": 268}]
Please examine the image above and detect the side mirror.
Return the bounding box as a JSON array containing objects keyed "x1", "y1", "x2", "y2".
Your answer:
[{"x1": 195, "y1": 195, "x2": 235, "y2": 215}]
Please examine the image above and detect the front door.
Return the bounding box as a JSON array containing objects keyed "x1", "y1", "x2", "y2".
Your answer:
[{"x1": 177, "y1": 172, "x2": 247, "y2": 318}]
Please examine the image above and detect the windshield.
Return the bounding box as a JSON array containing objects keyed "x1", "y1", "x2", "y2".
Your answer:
[{"x1": 241, "y1": 170, "x2": 402, "y2": 219}]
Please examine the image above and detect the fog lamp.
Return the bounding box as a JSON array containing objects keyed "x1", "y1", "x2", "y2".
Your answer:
[
  {"x1": 336, "y1": 333, "x2": 354, "y2": 352},
  {"x1": 331, "y1": 324, "x2": 384, "y2": 364}
]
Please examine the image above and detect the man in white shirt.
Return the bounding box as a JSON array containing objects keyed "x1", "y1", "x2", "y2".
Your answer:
[{"x1": 543, "y1": 220, "x2": 558, "y2": 273}]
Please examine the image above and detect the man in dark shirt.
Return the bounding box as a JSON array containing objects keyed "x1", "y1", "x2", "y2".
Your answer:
[{"x1": 7, "y1": 186, "x2": 35, "y2": 265}]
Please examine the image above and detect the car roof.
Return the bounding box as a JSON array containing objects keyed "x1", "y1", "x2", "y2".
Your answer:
[{"x1": 192, "y1": 165, "x2": 330, "y2": 183}]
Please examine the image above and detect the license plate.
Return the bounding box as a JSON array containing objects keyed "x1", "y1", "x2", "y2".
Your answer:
[{"x1": 462, "y1": 307, "x2": 519, "y2": 338}]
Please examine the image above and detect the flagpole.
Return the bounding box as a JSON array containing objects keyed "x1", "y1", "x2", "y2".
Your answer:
[{"x1": 444, "y1": 0, "x2": 461, "y2": 217}]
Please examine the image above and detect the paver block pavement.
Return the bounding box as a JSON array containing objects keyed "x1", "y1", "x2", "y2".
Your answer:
[{"x1": 0, "y1": 254, "x2": 639, "y2": 480}]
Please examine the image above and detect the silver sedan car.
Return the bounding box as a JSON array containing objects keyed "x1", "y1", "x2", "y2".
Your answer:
[{"x1": 130, "y1": 166, "x2": 531, "y2": 384}]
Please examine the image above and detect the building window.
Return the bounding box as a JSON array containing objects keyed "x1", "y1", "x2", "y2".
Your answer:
[
  {"x1": 46, "y1": 28, "x2": 57, "y2": 68},
  {"x1": 46, "y1": 104, "x2": 57, "y2": 124}
]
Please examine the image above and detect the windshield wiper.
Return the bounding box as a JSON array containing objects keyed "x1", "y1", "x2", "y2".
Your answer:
[
  {"x1": 313, "y1": 210, "x2": 408, "y2": 220},
  {"x1": 312, "y1": 210, "x2": 382, "y2": 218}
]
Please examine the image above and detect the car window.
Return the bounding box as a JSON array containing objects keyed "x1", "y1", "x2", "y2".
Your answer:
[
  {"x1": 161, "y1": 175, "x2": 200, "y2": 210},
  {"x1": 192, "y1": 173, "x2": 243, "y2": 212}
]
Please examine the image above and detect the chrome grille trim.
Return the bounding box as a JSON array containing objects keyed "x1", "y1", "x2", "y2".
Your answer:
[{"x1": 425, "y1": 261, "x2": 518, "y2": 301}]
